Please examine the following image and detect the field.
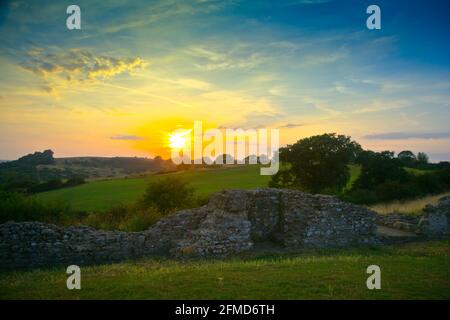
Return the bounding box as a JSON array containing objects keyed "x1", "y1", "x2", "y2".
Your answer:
[
  {"x1": 36, "y1": 165, "x2": 364, "y2": 212},
  {"x1": 36, "y1": 166, "x2": 271, "y2": 212},
  {"x1": 1, "y1": 241, "x2": 448, "y2": 299},
  {"x1": 369, "y1": 192, "x2": 450, "y2": 215}
]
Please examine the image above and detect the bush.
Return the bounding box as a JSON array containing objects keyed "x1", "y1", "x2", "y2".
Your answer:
[
  {"x1": 64, "y1": 177, "x2": 86, "y2": 187},
  {"x1": 139, "y1": 176, "x2": 194, "y2": 213},
  {"x1": 412, "y1": 172, "x2": 443, "y2": 194},
  {"x1": 119, "y1": 207, "x2": 162, "y2": 232},
  {"x1": 0, "y1": 191, "x2": 80, "y2": 224},
  {"x1": 374, "y1": 180, "x2": 419, "y2": 202},
  {"x1": 83, "y1": 204, "x2": 162, "y2": 232},
  {"x1": 83, "y1": 204, "x2": 130, "y2": 230},
  {"x1": 27, "y1": 179, "x2": 64, "y2": 193},
  {"x1": 340, "y1": 189, "x2": 378, "y2": 204}
]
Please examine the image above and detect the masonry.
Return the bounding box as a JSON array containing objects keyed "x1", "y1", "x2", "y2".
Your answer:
[{"x1": 1, "y1": 188, "x2": 379, "y2": 269}]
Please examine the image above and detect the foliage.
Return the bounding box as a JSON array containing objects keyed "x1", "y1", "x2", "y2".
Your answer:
[
  {"x1": 354, "y1": 150, "x2": 408, "y2": 190},
  {"x1": 397, "y1": 150, "x2": 416, "y2": 166},
  {"x1": 139, "y1": 176, "x2": 195, "y2": 213},
  {"x1": 0, "y1": 191, "x2": 83, "y2": 225},
  {"x1": 345, "y1": 153, "x2": 450, "y2": 204},
  {"x1": 83, "y1": 204, "x2": 162, "y2": 232},
  {"x1": 270, "y1": 133, "x2": 361, "y2": 193},
  {"x1": 417, "y1": 152, "x2": 429, "y2": 164},
  {"x1": 27, "y1": 177, "x2": 86, "y2": 193}
]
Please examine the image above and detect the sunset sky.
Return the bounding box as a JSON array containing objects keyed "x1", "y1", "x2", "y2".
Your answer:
[{"x1": 1, "y1": 0, "x2": 449, "y2": 161}]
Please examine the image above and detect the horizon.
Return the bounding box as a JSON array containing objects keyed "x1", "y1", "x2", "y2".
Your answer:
[{"x1": 1, "y1": 0, "x2": 450, "y2": 161}]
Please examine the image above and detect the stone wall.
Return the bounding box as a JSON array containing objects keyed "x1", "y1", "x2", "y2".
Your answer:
[
  {"x1": 376, "y1": 214, "x2": 420, "y2": 232},
  {"x1": 416, "y1": 196, "x2": 450, "y2": 236},
  {"x1": 1, "y1": 188, "x2": 378, "y2": 269}
]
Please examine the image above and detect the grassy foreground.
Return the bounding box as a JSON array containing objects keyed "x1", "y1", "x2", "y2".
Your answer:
[{"x1": 1, "y1": 241, "x2": 449, "y2": 300}]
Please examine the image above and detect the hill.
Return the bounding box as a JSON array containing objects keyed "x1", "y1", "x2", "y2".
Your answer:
[{"x1": 0, "y1": 150, "x2": 176, "y2": 192}]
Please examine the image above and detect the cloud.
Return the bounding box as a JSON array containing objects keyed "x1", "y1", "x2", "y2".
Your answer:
[
  {"x1": 352, "y1": 100, "x2": 408, "y2": 114},
  {"x1": 170, "y1": 78, "x2": 211, "y2": 90},
  {"x1": 20, "y1": 48, "x2": 147, "y2": 89},
  {"x1": 363, "y1": 132, "x2": 450, "y2": 140},
  {"x1": 278, "y1": 123, "x2": 303, "y2": 128},
  {"x1": 110, "y1": 134, "x2": 144, "y2": 141},
  {"x1": 187, "y1": 46, "x2": 266, "y2": 71}
]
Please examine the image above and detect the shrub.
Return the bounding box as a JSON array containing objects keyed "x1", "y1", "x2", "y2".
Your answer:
[
  {"x1": 83, "y1": 204, "x2": 130, "y2": 230},
  {"x1": 139, "y1": 176, "x2": 194, "y2": 214},
  {"x1": 83, "y1": 204, "x2": 162, "y2": 232},
  {"x1": 412, "y1": 172, "x2": 443, "y2": 194},
  {"x1": 0, "y1": 191, "x2": 76, "y2": 224},
  {"x1": 374, "y1": 180, "x2": 419, "y2": 202},
  {"x1": 64, "y1": 177, "x2": 86, "y2": 187},
  {"x1": 340, "y1": 189, "x2": 378, "y2": 204},
  {"x1": 119, "y1": 207, "x2": 162, "y2": 232},
  {"x1": 27, "y1": 179, "x2": 64, "y2": 193}
]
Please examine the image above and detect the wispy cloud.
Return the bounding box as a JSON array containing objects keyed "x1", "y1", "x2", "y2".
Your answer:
[
  {"x1": 364, "y1": 132, "x2": 450, "y2": 140},
  {"x1": 110, "y1": 134, "x2": 144, "y2": 141},
  {"x1": 353, "y1": 100, "x2": 408, "y2": 114},
  {"x1": 187, "y1": 46, "x2": 266, "y2": 71},
  {"x1": 278, "y1": 123, "x2": 304, "y2": 128}
]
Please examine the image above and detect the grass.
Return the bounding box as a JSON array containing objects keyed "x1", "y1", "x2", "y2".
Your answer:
[
  {"x1": 1, "y1": 241, "x2": 449, "y2": 299},
  {"x1": 36, "y1": 164, "x2": 362, "y2": 212},
  {"x1": 36, "y1": 166, "x2": 271, "y2": 212},
  {"x1": 345, "y1": 164, "x2": 361, "y2": 190},
  {"x1": 404, "y1": 167, "x2": 431, "y2": 175},
  {"x1": 369, "y1": 192, "x2": 450, "y2": 215}
]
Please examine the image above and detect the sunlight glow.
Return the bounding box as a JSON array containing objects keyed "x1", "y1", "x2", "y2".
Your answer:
[{"x1": 168, "y1": 130, "x2": 191, "y2": 149}]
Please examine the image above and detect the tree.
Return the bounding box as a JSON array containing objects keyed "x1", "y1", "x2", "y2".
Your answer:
[
  {"x1": 269, "y1": 133, "x2": 361, "y2": 193},
  {"x1": 397, "y1": 150, "x2": 416, "y2": 166},
  {"x1": 417, "y1": 152, "x2": 429, "y2": 164},
  {"x1": 353, "y1": 150, "x2": 408, "y2": 190}
]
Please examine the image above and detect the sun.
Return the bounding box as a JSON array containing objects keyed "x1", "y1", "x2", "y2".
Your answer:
[{"x1": 168, "y1": 130, "x2": 191, "y2": 149}]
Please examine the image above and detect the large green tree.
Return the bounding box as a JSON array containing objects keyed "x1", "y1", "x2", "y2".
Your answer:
[{"x1": 269, "y1": 133, "x2": 361, "y2": 193}]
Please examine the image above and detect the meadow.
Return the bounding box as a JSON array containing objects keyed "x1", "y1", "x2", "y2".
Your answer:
[
  {"x1": 35, "y1": 165, "x2": 366, "y2": 212},
  {"x1": 1, "y1": 241, "x2": 448, "y2": 299},
  {"x1": 36, "y1": 166, "x2": 271, "y2": 212}
]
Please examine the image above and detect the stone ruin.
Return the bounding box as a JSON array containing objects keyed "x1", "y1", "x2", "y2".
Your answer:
[
  {"x1": 1, "y1": 188, "x2": 379, "y2": 269},
  {"x1": 417, "y1": 196, "x2": 450, "y2": 236},
  {"x1": 376, "y1": 196, "x2": 450, "y2": 236}
]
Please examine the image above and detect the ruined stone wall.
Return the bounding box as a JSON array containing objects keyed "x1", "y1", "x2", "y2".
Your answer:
[
  {"x1": 416, "y1": 196, "x2": 450, "y2": 236},
  {"x1": 1, "y1": 188, "x2": 379, "y2": 269}
]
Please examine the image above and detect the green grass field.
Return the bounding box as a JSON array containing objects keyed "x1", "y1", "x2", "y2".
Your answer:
[
  {"x1": 1, "y1": 241, "x2": 448, "y2": 299},
  {"x1": 36, "y1": 165, "x2": 363, "y2": 212},
  {"x1": 36, "y1": 166, "x2": 271, "y2": 212}
]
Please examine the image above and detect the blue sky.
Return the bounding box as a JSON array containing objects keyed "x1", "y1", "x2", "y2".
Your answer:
[{"x1": 0, "y1": 0, "x2": 449, "y2": 160}]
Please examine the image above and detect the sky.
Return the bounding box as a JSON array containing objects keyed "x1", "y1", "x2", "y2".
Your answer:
[{"x1": 0, "y1": 0, "x2": 449, "y2": 161}]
